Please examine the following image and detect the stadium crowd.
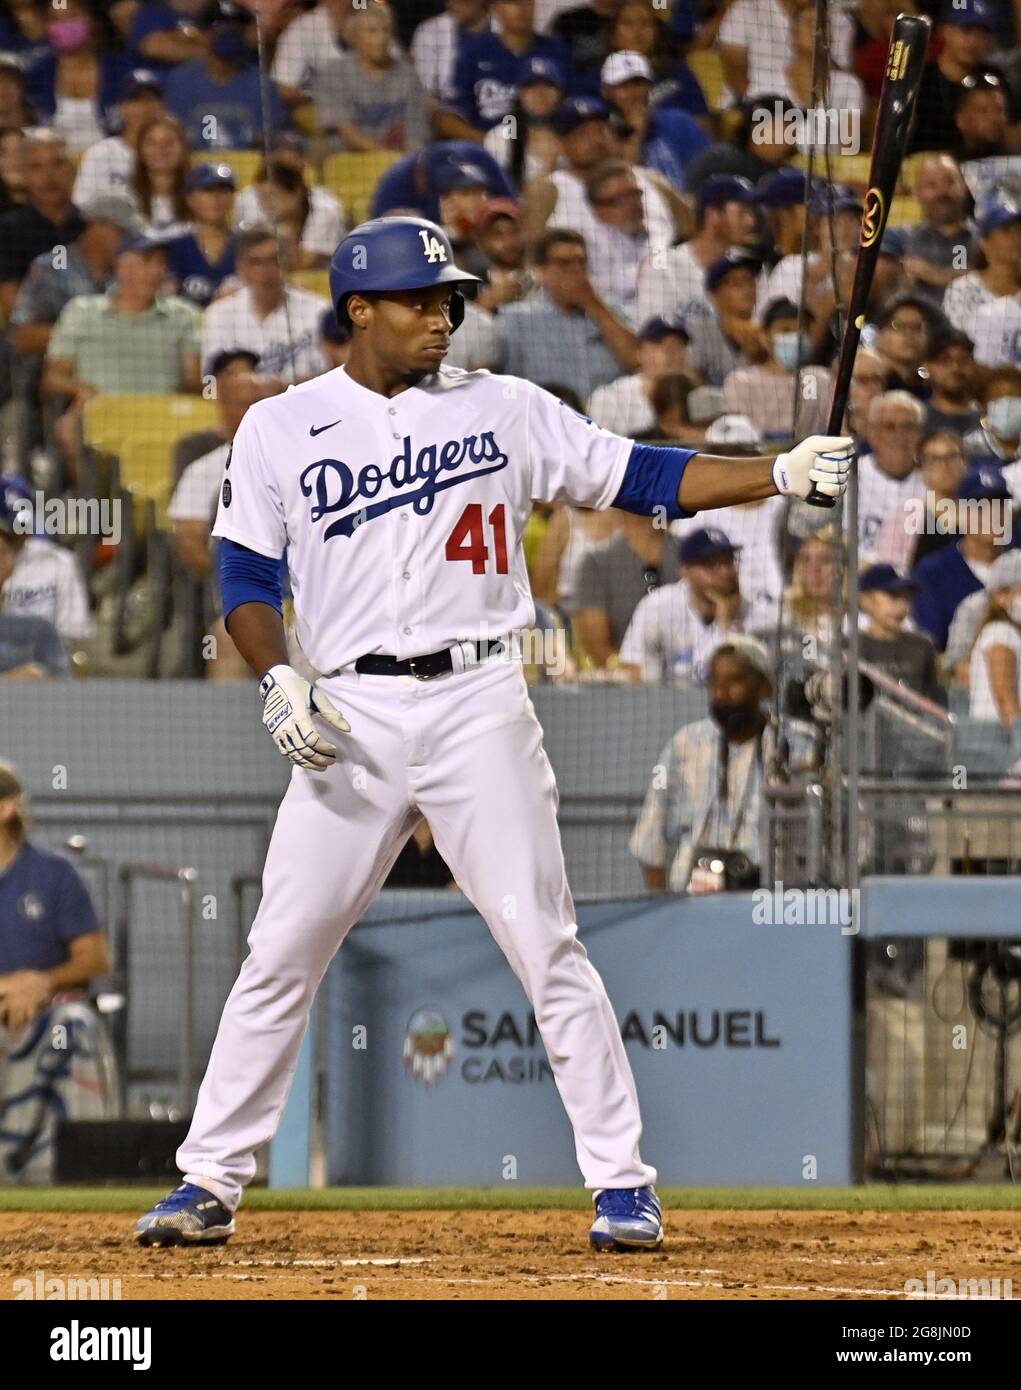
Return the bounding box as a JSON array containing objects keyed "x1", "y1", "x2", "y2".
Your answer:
[{"x1": 1, "y1": 0, "x2": 1021, "y2": 883}]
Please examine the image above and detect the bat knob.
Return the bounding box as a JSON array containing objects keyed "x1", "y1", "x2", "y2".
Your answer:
[{"x1": 804, "y1": 483, "x2": 838, "y2": 509}]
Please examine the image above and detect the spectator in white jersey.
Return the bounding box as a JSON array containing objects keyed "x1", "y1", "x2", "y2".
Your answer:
[
  {"x1": 72, "y1": 68, "x2": 165, "y2": 208},
  {"x1": 0, "y1": 483, "x2": 92, "y2": 653},
  {"x1": 966, "y1": 552, "x2": 1021, "y2": 729},
  {"x1": 943, "y1": 197, "x2": 1021, "y2": 345},
  {"x1": 587, "y1": 315, "x2": 693, "y2": 438},
  {"x1": 855, "y1": 391, "x2": 927, "y2": 562},
  {"x1": 619, "y1": 525, "x2": 774, "y2": 686},
  {"x1": 200, "y1": 224, "x2": 330, "y2": 384},
  {"x1": 965, "y1": 364, "x2": 1021, "y2": 468}
]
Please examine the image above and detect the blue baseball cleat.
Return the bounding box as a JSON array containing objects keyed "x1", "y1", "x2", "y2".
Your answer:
[
  {"x1": 589, "y1": 1186, "x2": 664, "y2": 1251},
  {"x1": 135, "y1": 1182, "x2": 236, "y2": 1247}
]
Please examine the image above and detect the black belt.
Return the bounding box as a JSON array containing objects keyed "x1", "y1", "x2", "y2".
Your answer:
[{"x1": 354, "y1": 639, "x2": 504, "y2": 680}]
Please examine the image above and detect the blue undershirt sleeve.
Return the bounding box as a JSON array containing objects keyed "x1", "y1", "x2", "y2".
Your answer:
[
  {"x1": 611, "y1": 443, "x2": 698, "y2": 521},
  {"x1": 219, "y1": 538, "x2": 284, "y2": 623}
]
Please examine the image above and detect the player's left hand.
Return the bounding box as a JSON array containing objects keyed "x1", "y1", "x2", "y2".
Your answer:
[
  {"x1": 259, "y1": 663, "x2": 351, "y2": 771},
  {"x1": 772, "y1": 435, "x2": 854, "y2": 501}
]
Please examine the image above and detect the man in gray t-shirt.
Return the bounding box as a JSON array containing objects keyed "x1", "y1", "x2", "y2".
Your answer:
[
  {"x1": 312, "y1": 9, "x2": 429, "y2": 151},
  {"x1": 573, "y1": 514, "x2": 680, "y2": 668}
]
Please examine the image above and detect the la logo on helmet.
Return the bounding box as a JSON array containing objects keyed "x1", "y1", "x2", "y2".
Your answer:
[{"x1": 419, "y1": 230, "x2": 448, "y2": 264}]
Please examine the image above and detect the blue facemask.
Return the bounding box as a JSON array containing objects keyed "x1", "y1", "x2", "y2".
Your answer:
[
  {"x1": 987, "y1": 396, "x2": 1021, "y2": 441},
  {"x1": 772, "y1": 331, "x2": 807, "y2": 372}
]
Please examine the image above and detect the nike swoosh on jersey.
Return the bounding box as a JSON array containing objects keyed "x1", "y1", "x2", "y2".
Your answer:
[{"x1": 309, "y1": 419, "x2": 342, "y2": 437}]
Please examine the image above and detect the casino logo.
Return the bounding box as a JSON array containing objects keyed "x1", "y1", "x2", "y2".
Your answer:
[
  {"x1": 17, "y1": 892, "x2": 44, "y2": 921},
  {"x1": 861, "y1": 188, "x2": 885, "y2": 248},
  {"x1": 403, "y1": 1008, "x2": 453, "y2": 1085}
]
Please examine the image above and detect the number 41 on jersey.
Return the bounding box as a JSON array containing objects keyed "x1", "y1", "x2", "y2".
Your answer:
[{"x1": 445, "y1": 503, "x2": 508, "y2": 574}]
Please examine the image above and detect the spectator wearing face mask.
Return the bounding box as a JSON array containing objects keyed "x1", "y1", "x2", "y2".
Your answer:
[
  {"x1": 619, "y1": 526, "x2": 775, "y2": 687},
  {"x1": 858, "y1": 564, "x2": 946, "y2": 707},
  {"x1": 630, "y1": 636, "x2": 814, "y2": 894},
  {"x1": 965, "y1": 365, "x2": 1021, "y2": 469},
  {"x1": 967, "y1": 552, "x2": 1021, "y2": 729},
  {"x1": 722, "y1": 297, "x2": 830, "y2": 443}
]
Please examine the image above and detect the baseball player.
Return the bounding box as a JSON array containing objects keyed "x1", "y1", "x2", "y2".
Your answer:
[{"x1": 136, "y1": 216, "x2": 851, "y2": 1252}]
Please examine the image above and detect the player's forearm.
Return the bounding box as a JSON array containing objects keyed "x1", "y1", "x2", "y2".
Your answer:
[
  {"x1": 677, "y1": 454, "x2": 778, "y2": 511},
  {"x1": 224, "y1": 602, "x2": 290, "y2": 677}
]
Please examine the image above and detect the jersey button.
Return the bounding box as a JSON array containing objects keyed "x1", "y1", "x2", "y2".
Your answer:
[
  {"x1": 388, "y1": 407, "x2": 397, "y2": 415},
  {"x1": 402, "y1": 571, "x2": 411, "y2": 580},
  {"x1": 403, "y1": 626, "x2": 413, "y2": 635},
  {"x1": 392, "y1": 432, "x2": 401, "y2": 439}
]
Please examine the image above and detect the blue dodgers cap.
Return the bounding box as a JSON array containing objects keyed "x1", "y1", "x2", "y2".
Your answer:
[
  {"x1": 860, "y1": 563, "x2": 920, "y2": 595},
  {"x1": 956, "y1": 465, "x2": 1012, "y2": 501},
  {"x1": 552, "y1": 95, "x2": 611, "y2": 136},
  {"x1": 698, "y1": 173, "x2": 755, "y2": 210},
  {"x1": 754, "y1": 167, "x2": 808, "y2": 208},
  {"x1": 186, "y1": 161, "x2": 236, "y2": 192},
  {"x1": 978, "y1": 198, "x2": 1021, "y2": 236},
  {"x1": 942, "y1": 0, "x2": 995, "y2": 27},
  {"x1": 434, "y1": 158, "x2": 491, "y2": 193},
  {"x1": 117, "y1": 67, "x2": 162, "y2": 101},
  {"x1": 638, "y1": 314, "x2": 689, "y2": 342},
  {"x1": 517, "y1": 53, "x2": 565, "y2": 88},
  {"x1": 706, "y1": 248, "x2": 763, "y2": 292},
  {"x1": 680, "y1": 526, "x2": 739, "y2": 563}
]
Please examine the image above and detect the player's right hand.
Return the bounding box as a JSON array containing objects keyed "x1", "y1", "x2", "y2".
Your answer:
[
  {"x1": 259, "y1": 663, "x2": 350, "y2": 771},
  {"x1": 772, "y1": 435, "x2": 854, "y2": 501}
]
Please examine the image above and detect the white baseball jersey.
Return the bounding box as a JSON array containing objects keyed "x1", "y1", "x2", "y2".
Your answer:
[
  {"x1": 971, "y1": 297, "x2": 1021, "y2": 368},
  {"x1": 200, "y1": 286, "x2": 329, "y2": 382},
  {"x1": 169, "y1": 442, "x2": 230, "y2": 523},
  {"x1": 72, "y1": 135, "x2": 134, "y2": 208},
  {"x1": 1, "y1": 537, "x2": 93, "y2": 642},
  {"x1": 211, "y1": 366, "x2": 633, "y2": 674},
  {"x1": 619, "y1": 578, "x2": 774, "y2": 686},
  {"x1": 852, "y1": 452, "x2": 926, "y2": 561}
]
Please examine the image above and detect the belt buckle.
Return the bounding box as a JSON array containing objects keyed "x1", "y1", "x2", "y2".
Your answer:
[{"x1": 408, "y1": 656, "x2": 431, "y2": 681}]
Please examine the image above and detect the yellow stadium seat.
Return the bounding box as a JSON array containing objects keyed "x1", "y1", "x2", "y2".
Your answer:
[
  {"x1": 686, "y1": 47, "x2": 726, "y2": 112},
  {"x1": 116, "y1": 433, "x2": 180, "y2": 525},
  {"x1": 322, "y1": 150, "x2": 401, "y2": 225},
  {"x1": 888, "y1": 195, "x2": 923, "y2": 226},
  {"x1": 290, "y1": 268, "x2": 331, "y2": 298},
  {"x1": 191, "y1": 149, "x2": 264, "y2": 189},
  {"x1": 83, "y1": 394, "x2": 219, "y2": 457}
]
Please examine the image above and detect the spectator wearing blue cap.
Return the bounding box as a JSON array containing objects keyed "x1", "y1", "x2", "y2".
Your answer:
[
  {"x1": 43, "y1": 235, "x2": 200, "y2": 479},
  {"x1": 943, "y1": 197, "x2": 1021, "y2": 346},
  {"x1": 684, "y1": 248, "x2": 765, "y2": 387},
  {"x1": 411, "y1": 0, "x2": 491, "y2": 106},
  {"x1": 913, "y1": 465, "x2": 1016, "y2": 652},
  {"x1": 858, "y1": 564, "x2": 945, "y2": 707},
  {"x1": 371, "y1": 141, "x2": 515, "y2": 223},
  {"x1": 437, "y1": 0, "x2": 576, "y2": 141},
  {"x1": 313, "y1": 6, "x2": 429, "y2": 153},
  {"x1": 500, "y1": 227, "x2": 637, "y2": 402},
  {"x1": 163, "y1": 1, "x2": 285, "y2": 151},
  {"x1": 620, "y1": 525, "x2": 774, "y2": 686},
  {"x1": 719, "y1": 0, "x2": 853, "y2": 103},
  {"x1": 587, "y1": 314, "x2": 693, "y2": 436},
  {"x1": 72, "y1": 69, "x2": 165, "y2": 211},
  {"x1": 722, "y1": 296, "x2": 831, "y2": 442},
  {"x1": 164, "y1": 163, "x2": 236, "y2": 309},
  {"x1": 633, "y1": 173, "x2": 758, "y2": 330},
  {"x1": 600, "y1": 50, "x2": 708, "y2": 192},
  {"x1": 910, "y1": 0, "x2": 1009, "y2": 155},
  {"x1": 22, "y1": 0, "x2": 135, "y2": 153},
  {"x1": 900, "y1": 155, "x2": 977, "y2": 313},
  {"x1": 483, "y1": 54, "x2": 565, "y2": 185}
]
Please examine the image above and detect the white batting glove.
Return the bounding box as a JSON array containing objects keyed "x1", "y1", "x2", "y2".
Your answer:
[
  {"x1": 259, "y1": 663, "x2": 350, "y2": 770},
  {"x1": 772, "y1": 435, "x2": 855, "y2": 501}
]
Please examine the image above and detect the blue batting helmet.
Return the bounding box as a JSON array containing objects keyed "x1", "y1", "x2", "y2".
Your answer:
[{"x1": 329, "y1": 216, "x2": 480, "y2": 332}]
